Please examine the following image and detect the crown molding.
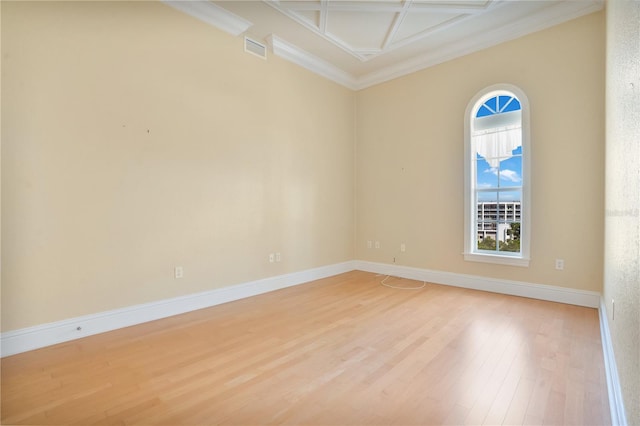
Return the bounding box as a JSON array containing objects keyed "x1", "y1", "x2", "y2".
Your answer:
[
  {"x1": 263, "y1": 0, "x2": 496, "y2": 63},
  {"x1": 162, "y1": 0, "x2": 252, "y2": 36},
  {"x1": 264, "y1": 1, "x2": 367, "y2": 62},
  {"x1": 267, "y1": 34, "x2": 358, "y2": 90},
  {"x1": 355, "y1": 0, "x2": 604, "y2": 89},
  {"x1": 267, "y1": 0, "x2": 602, "y2": 90},
  {"x1": 163, "y1": 0, "x2": 603, "y2": 91}
]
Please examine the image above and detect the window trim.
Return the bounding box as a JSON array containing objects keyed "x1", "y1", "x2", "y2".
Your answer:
[{"x1": 463, "y1": 84, "x2": 531, "y2": 267}]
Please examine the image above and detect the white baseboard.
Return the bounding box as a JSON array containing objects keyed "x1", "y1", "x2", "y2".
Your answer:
[
  {"x1": 0, "y1": 261, "x2": 357, "y2": 358},
  {"x1": 599, "y1": 297, "x2": 628, "y2": 426},
  {"x1": 1, "y1": 260, "x2": 603, "y2": 358},
  {"x1": 354, "y1": 260, "x2": 601, "y2": 308}
]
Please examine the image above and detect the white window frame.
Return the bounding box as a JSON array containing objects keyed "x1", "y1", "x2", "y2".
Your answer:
[{"x1": 464, "y1": 84, "x2": 531, "y2": 267}]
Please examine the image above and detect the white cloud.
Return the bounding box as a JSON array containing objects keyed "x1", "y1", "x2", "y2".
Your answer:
[
  {"x1": 485, "y1": 168, "x2": 521, "y2": 183},
  {"x1": 499, "y1": 169, "x2": 521, "y2": 182}
]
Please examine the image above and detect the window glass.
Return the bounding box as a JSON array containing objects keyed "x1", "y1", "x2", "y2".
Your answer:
[{"x1": 464, "y1": 86, "x2": 529, "y2": 266}]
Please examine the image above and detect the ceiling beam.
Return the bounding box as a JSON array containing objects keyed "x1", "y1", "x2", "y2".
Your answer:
[{"x1": 382, "y1": 0, "x2": 412, "y2": 49}]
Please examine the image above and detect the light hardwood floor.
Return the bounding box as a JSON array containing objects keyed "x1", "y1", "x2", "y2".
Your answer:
[{"x1": 1, "y1": 271, "x2": 610, "y2": 425}]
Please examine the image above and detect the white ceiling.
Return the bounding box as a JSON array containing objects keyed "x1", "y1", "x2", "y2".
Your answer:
[{"x1": 164, "y1": 0, "x2": 603, "y2": 89}]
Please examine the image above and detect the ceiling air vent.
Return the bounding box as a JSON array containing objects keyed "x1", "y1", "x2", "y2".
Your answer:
[{"x1": 244, "y1": 36, "x2": 267, "y2": 60}]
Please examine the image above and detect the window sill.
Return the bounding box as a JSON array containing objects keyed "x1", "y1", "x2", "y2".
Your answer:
[{"x1": 464, "y1": 252, "x2": 530, "y2": 267}]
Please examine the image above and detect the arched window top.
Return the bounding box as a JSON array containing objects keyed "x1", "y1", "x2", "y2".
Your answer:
[
  {"x1": 467, "y1": 86, "x2": 528, "y2": 120},
  {"x1": 472, "y1": 91, "x2": 523, "y2": 168},
  {"x1": 464, "y1": 84, "x2": 530, "y2": 267},
  {"x1": 475, "y1": 94, "x2": 521, "y2": 118}
]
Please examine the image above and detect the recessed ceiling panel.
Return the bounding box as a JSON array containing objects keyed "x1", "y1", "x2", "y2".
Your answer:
[
  {"x1": 197, "y1": 0, "x2": 604, "y2": 89},
  {"x1": 392, "y1": 10, "x2": 461, "y2": 44},
  {"x1": 325, "y1": 11, "x2": 397, "y2": 51}
]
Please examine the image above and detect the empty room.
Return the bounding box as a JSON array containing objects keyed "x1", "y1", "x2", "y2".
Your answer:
[{"x1": 1, "y1": 0, "x2": 638, "y2": 425}]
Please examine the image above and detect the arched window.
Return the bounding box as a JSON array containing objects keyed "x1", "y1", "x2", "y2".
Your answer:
[{"x1": 464, "y1": 84, "x2": 530, "y2": 266}]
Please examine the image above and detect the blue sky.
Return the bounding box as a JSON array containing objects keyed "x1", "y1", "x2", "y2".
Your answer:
[
  {"x1": 476, "y1": 95, "x2": 521, "y2": 117},
  {"x1": 476, "y1": 146, "x2": 522, "y2": 202}
]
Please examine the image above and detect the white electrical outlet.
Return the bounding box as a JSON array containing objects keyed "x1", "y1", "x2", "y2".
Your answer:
[
  {"x1": 555, "y1": 259, "x2": 564, "y2": 270},
  {"x1": 367, "y1": 240, "x2": 372, "y2": 249},
  {"x1": 375, "y1": 241, "x2": 380, "y2": 249},
  {"x1": 174, "y1": 266, "x2": 184, "y2": 279},
  {"x1": 276, "y1": 252, "x2": 281, "y2": 262},
  {"x1": 269, "y1": 253, "x2": 275, "y2": 263},
  {"x1": 400, "y1": 243, "x2": 406, "y2": 252}
]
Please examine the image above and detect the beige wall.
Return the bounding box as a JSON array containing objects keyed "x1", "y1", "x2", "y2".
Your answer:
[
  {"x1": 604, "y1": 1, "x2": 640, "y2": 424},
  {"x1": 6, "y1": 1, "x2": 637, "y2": 418},
  {"x1": 1, "y1": 1, "x2": 355, "y2": 331},
  {"x1": 356, "y1": 12, "x2": 605, "y2": 292},
  {"x1": 1, "y1": 3, "x2": 609, "y2": 333}
]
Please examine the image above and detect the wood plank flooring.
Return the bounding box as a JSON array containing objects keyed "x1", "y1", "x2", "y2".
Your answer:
[{"x1": 1, "y1": 271, "x2": 610, "y2": 425}]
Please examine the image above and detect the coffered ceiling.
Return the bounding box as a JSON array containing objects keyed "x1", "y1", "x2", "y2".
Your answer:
[{"x1": 164, "y1": 0, "x2": 603, "y2": 89}]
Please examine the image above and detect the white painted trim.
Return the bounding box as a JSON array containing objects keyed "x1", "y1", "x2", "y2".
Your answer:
[
  {"x1": 354, "y1": 1, "x2": 603, "y2": 89},
  {"x1": 599, "y1": 298, "x2": 628, "y2": 426},
  {"x1": 354, "y1": 260, "x2": 601, "y2": 308},
  {"x1": 266, "y1": 34, "x2": 358, "y2": 90},
  {"x1": 1, "y1": 260, "x2": 603, "y2": 358},
  {"x1": 161, "y1": 1, "x2": 252, "y2": 37},
  {"x1": 162, "y1": 0, "x2": 602, "y2": 91},
  {"x1": 464, "y1": 252, "x2": 530, "y2": 267},
  {"x1": 264, "y1": 2, "x2": 367, "y2": 62},
  {"x1": 463, "y1": 84, "x2": 531, "y2": 267},
  {"x1": 0, "y1": 261, "x2": 357, "y2": 358}
]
